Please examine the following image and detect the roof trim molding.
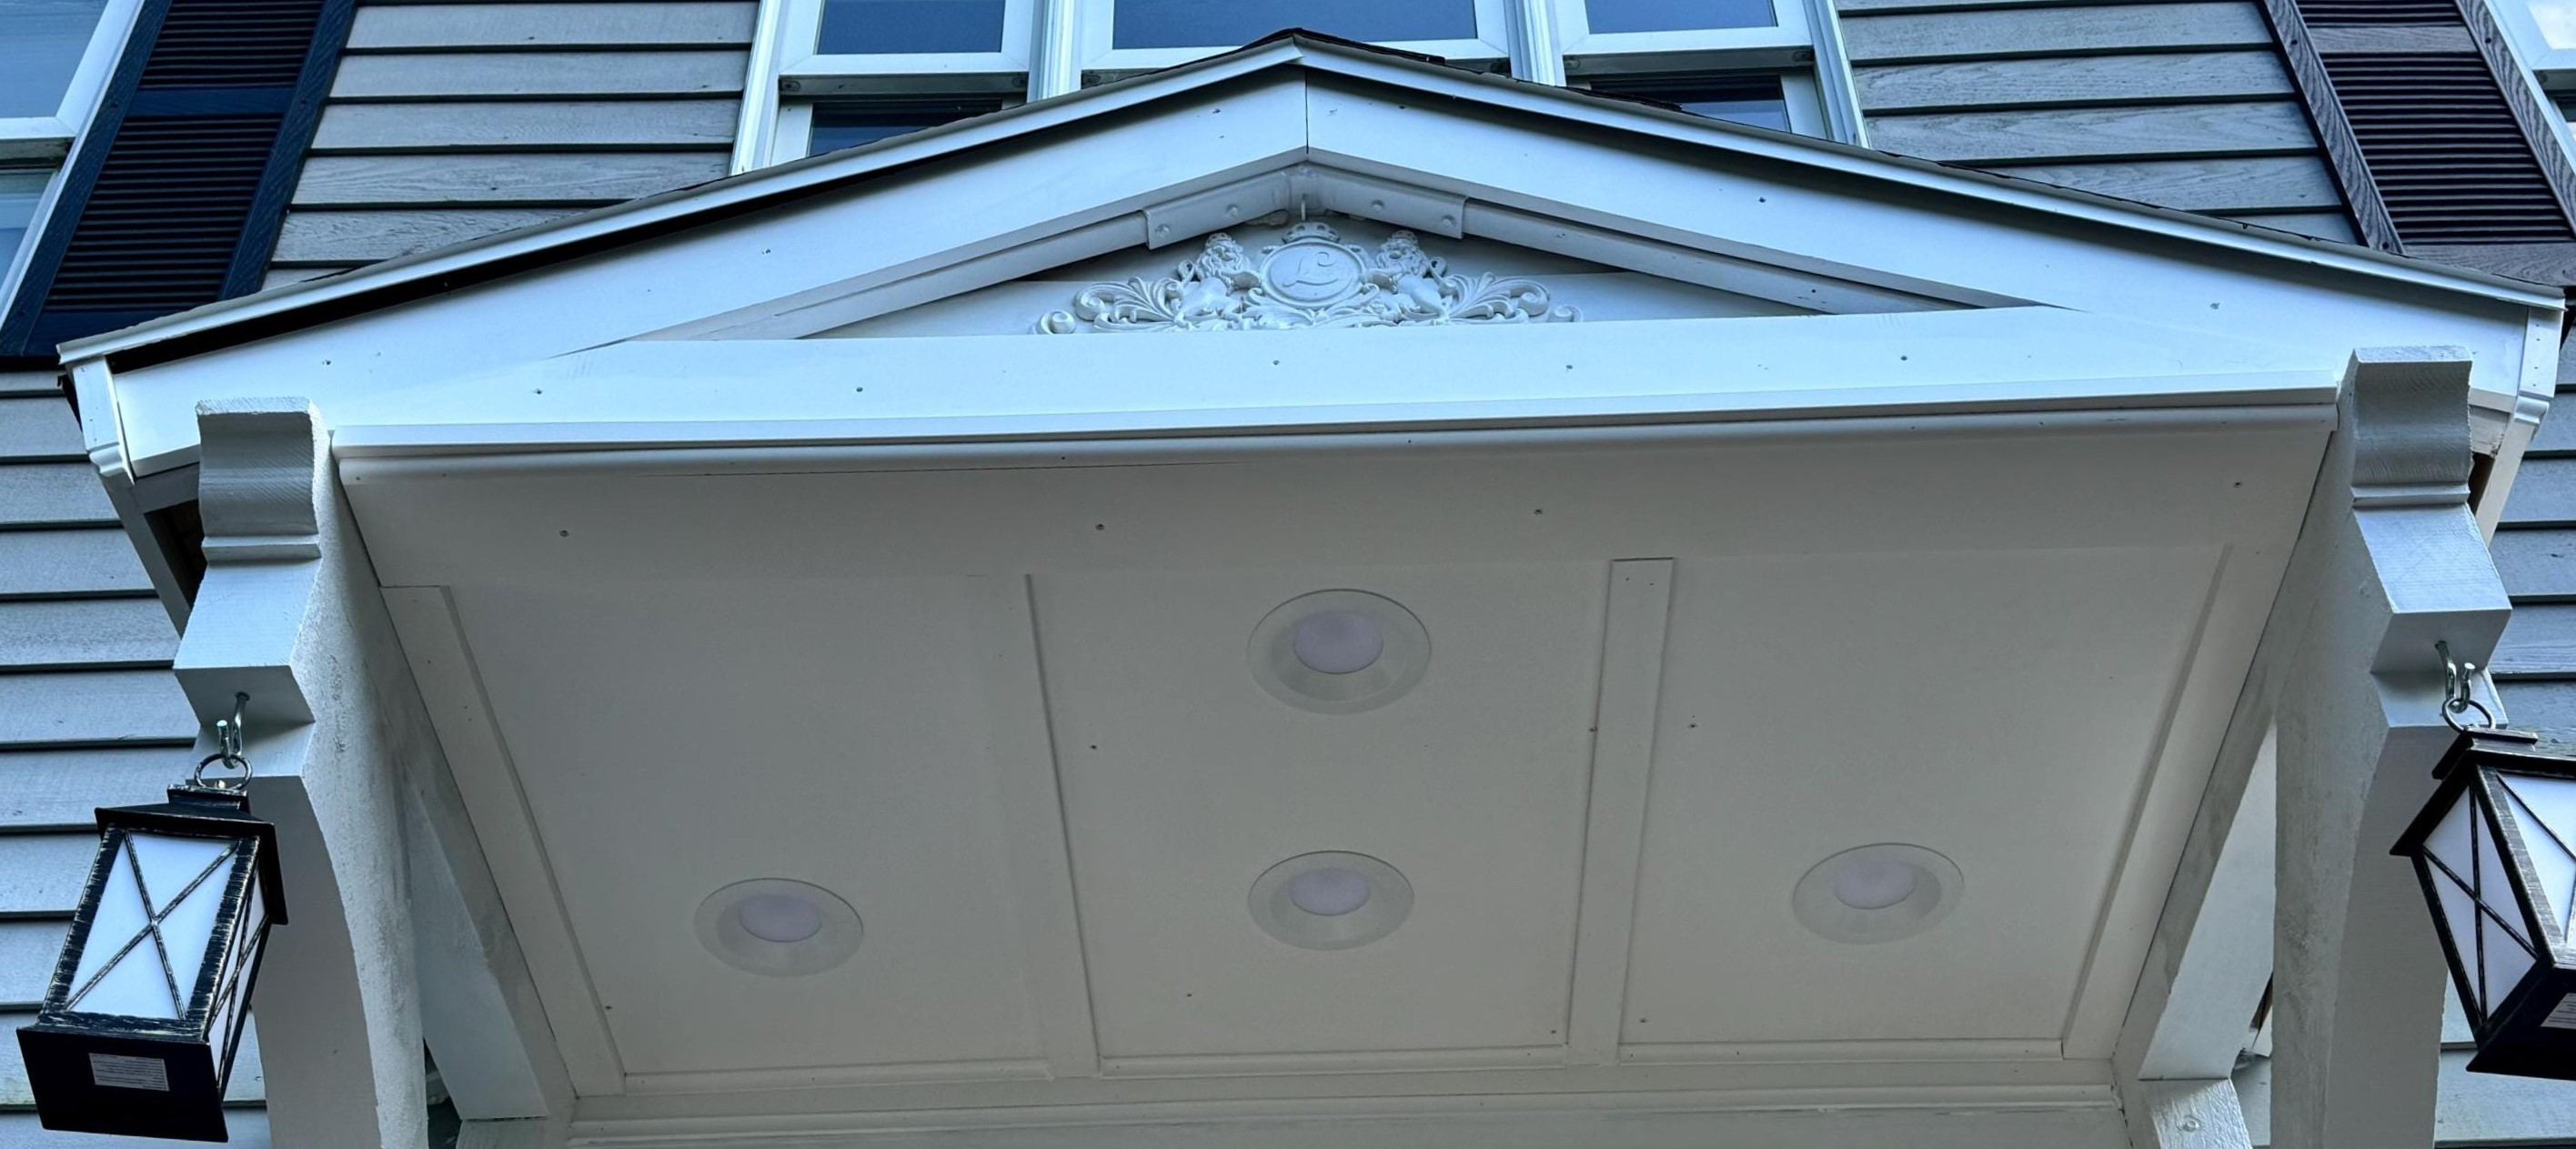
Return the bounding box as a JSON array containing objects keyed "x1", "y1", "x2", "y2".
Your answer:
[{"x1": 53, "y1": 35, "x2": 2560, "y2": 372}]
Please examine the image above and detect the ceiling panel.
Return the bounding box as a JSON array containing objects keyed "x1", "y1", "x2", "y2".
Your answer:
[
  {"x1": 453, "y1": 579, "x2": 1043, "y2": 1076},
  {"x1": 1037, "y1": 562, "x2": 1606, "y2": 1060},
  {"x1": 1620, "y1": 545, "x2": 2222, "y2": 1046}
]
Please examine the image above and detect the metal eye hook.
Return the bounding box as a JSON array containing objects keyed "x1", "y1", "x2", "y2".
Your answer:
[
  {"x1": 192, "y1": 692, "x2": 254, "y2": 791},
  {"x1": 2439, "y1": 640, "x2": 2497, "y2": 732}
]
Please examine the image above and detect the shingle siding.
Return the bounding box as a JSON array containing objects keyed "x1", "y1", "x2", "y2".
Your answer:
[{"x1": 1841, "y1": 0, "x2": 2357, "y2": 240}]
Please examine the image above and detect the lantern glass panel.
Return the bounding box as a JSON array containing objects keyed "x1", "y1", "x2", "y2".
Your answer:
[
  {"x1": 2430, "y1": 790, "x2": 2477, "y2": 885},
  {"x1": 2503, "y1": 774, "x2": 2576, "y2": 939},
  {"x1": 2478, "y1": 803, "x2": 2527, "y2": 939},
  {"x1": 205, "y1": 877, "x2": 266, "y2": 1074},
  {"x1": 2484, "y1": 915, "x2": 2538, "y2": 1013},
  {"x1": 65, "y1": 832, "x2": 237, "y2": 1019},
  {"x1": 2433, "y1": 864, "x2": 2484, "y2": 1003}
]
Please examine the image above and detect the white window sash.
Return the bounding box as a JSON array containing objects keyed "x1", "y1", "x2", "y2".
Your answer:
[
  {"x1": 1074, "y1": 0, "x2": 1514, "y2": 79},
  {"x1": 775, "y1": 0, "x2": 1037, "y2": 77}
]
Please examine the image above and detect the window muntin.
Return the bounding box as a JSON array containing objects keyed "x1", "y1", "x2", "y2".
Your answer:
[{"x1": 756, "y1": 0, "x2": 1857, "y2": 166}]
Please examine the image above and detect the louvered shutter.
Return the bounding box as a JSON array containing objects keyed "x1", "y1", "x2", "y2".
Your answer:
[
  {"x1": 0, "y1": 0, "x2": 355, "y2": 358},
  {"x1": 2264, "y1": 0, "x2": 2576, "y2": 284}
]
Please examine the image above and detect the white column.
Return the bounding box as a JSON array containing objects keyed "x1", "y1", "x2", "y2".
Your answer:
[
  {"x1": 176, "y1": 398, "x2": 572, "y2": 1148},
  {"x1": 2269, "y1": 349, "x2": 2512, "y2": 1149}
]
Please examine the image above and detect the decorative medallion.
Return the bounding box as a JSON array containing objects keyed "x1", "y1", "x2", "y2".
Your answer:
[{"x1": 1038, "y1": 223, "x2": 1579, "y2": 333}]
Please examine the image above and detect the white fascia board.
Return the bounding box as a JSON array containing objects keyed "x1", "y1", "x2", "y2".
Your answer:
[
  {"x1": 52, "y1": 38, "x2": 2553, "y2": 377},
  {"x1": 229, "y1": 307, "x2": 2343, "y2": 467}
]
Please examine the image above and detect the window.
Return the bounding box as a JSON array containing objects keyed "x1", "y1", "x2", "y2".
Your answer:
[
  {"x1": 2496, "y1": 0, "x2": 2576, "y2": 83},
  {"x1": 0, "y1": 0, "x2": 138, "y2": 313},
  {"x1": 745, "y1": 0, "x2": 1861, "y2": 167}
]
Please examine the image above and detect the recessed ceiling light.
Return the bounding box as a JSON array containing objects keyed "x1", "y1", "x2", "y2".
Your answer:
[
  {"x1": 1793, "y1": 844, "x2": 1962, "y2": 944},
  {"x1": 1293, "y1": 610, "x2": 1385, "y2": 674},
  {"x1": 1250, "y1": 852, "x2": 1412, "y2": 950},
  {"x1": 695, "y1": 879, "x2": 862, "y2": 976},
  {"x1": 1249, "y1": 590, "x2": 1430, "y2": 714}
]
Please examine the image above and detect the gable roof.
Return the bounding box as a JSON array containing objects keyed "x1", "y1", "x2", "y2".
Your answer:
[{"x1": 55, "y1": 33, "x2": 2559, "y2": 373}]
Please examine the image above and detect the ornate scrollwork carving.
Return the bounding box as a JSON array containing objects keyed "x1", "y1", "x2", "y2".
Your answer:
[{"x1": 1038, "y1": 223, "x2": 1578, "y2": 333}]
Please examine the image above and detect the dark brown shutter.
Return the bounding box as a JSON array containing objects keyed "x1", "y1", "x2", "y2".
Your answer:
[
  {"x1": 0, "y1": 0, "x2": 356, "y2": 359},
  {"x1": 2263, "y1": 0, "x2": 2576, "y2": 285}
]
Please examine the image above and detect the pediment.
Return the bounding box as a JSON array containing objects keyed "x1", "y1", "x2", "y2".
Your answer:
[
  {"x1": 813, "y1": 214, "x2": 1816, "y2": 338},
  {"x1": 66, "y1": 33, "x2": 2551, "y2": 479}
]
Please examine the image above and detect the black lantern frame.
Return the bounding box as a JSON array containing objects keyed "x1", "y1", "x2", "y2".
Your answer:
[
  {"x1": 15, "y1": 785, "x2": 287, "y2": 1142},
  {"x1": 2391, "y1": 728, "x2": 2576, "y2": 1080}
]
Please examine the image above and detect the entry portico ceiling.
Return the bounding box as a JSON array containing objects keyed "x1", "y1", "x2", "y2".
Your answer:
[{"x1": 61, "y1": 31, "x2": 2561, "y2": 1147}]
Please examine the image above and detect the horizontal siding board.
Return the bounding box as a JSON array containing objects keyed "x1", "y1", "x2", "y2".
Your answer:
[
  {"x1": 0, "y1": 1111, "x2": 267, "y2": 1145},
  {"x1": 2214, "y1": 210, "x2": 2358, "y2": 242},
  {"x1": 2494, "y1": 529, "x2": 2576, "y2": 600},
  {"x1": 294, "y1": 152, "x2": 725, "y2": 207},
  {"x1": 1, "y1": 1011, "x2": 264, "y2": 1105},
  {"x1": 1865, "y1": 100, "x2": 2318, "y2": 163},
  {"x1": 2497, "y1": 602, "x2": 2576, "y2": 677},
  {"x1": 332, "y1": 49, "x2": 750, "y2": 98},
  {"x1": 0, "y1": 463, "x2": 116, "y2": 529},
  {"x1": 0, "y1": 530, "x2": 154, "y2": 599},
  {"x1": 0, "y1": 373, "x2": 61, "y2": 400},
  {"x1": 0, "y1": 921, "x2": 64, "y2": 1006},
  {"x1": 0, "y1": 600, "x2": 176, "y2": 670},
  {"x1": 2504, "y1": 458, "x2": 2576, "y2": 526},
  {"x1": 309, "y1": 99, "x2": 739, "y2": 151},
  {"x1": 0, "y1": 670, "x2": 195, "y2": 749},
  {"x1": 0, "y1": 834, "x2": 102, "y2": 915},
  {"x1": 345, "y1": 2, "x2": 754, "y2": 50},
  {"x1": 2534, "y1": 405, "x2": 2576, "y2": 455},
  {"x1": 1855, "y1": 51, "x2": 2292, "y2": 113},
  {"x1": 1840, "y1": 2, "x2": 2273, "y2": 62},
  {"x1": 0, "y1": 400, "x2": 83, "y2": 463},
  {"x1": 0, "y1": 747, "x2": 193, "y2": 830},
  {"x1": 274, "y1": 207, "x2": 586, "y2": 264},
  {"x1": 1979, "y1": 156, "x2": 2340, "y2": 211},
  {"x1": 2501, "y1": 680, "x2": 2576, "y2": 731}
]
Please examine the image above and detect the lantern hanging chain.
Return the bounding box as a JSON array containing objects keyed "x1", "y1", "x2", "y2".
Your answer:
[
  {"x1": 2440, "y1": 640, "x2": 2498, "y2": 732},
  {"x1": 192, "y1": 691, "x2": 254, "y2": 791}
]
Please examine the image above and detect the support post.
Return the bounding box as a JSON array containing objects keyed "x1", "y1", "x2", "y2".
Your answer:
[
  {"x1": 176, "y1": 398, "x2": 572, "y2": 1148},
  {"x1": 2268, "y1": 349, "x2": 2512, "y2": 1149}
]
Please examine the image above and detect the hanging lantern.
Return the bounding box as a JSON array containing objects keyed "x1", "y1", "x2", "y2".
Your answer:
[
  {"x1": 2391, "y1": 650, "x2": 2576, "y2": 1081},
  {"x1": 15, "y1": 696, "x2": 285, "y2": 1142}
]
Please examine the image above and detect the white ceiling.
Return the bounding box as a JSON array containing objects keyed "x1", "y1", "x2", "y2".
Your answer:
[{"x1": 355, "y1": 411, "x2": 2325, "y2": 1114}]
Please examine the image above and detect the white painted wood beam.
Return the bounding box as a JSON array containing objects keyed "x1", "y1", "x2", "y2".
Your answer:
[
  {"x1": 384, "y1": 589, "x2": 628, "y2": 1096},
  {"x1": 176, "y1": 398, "x2": 429, "y2": 1149},
  {"x1": 2268, "y1": 348, "x2": 2512, "y2": 1149},
  {"x1": 965, "y1": 575, "x2": 1102, "y2": 1078},
  {"x1": 2114, "y1": 721, "x2": 2274, "y2": 1089},
  {"x1": 2126, "y1": 1077, "x2": 2256, "y2": 1149},
  {"x1": 1565, "y1": 559, "x2": 1673, "y2": 1065}
]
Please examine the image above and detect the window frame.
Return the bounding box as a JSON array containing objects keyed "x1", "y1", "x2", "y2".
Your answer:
[
  {"x1": 2490, "y1": 0, "x2": 2576, "y2": 85},
  {"x1": 775, "y1": 0, "x2": 1037, "y2": 93},
  {"x1": 0, "y1": 0, "x2": 145, "y2": 316},
  {"x1": 1074, "y1": 0, "x2": 1514, "y2": 82},
  {"x1": 740, "y1": 0, "x2": 1867, "y2": 171}
]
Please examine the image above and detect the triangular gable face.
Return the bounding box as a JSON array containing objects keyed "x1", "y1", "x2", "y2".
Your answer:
[
  {"x1": 653, "y1": 165, "x2": 1987, "y2": 343},
  {"x1": 72, "y1": 35, "x2": 2553, "y2": 478}
]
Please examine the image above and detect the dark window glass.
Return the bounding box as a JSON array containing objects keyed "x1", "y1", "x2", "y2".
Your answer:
[
  {"x1": 1583, "y1": 0, "x2": 1774, "y2": 33},
  {"x1": 817, "y1": 0, "x2": 1006, "y2": 54},
  {"x1": 808, "y1": 96, "x2": 1008, "y2": 155},
  {"x1": 1111, "y1": 0, "x2": 1477, "y2": 49},
  {"x1": 0, "y1": 0, "x2": 107, "y2": 117},
  {"x1": 0, "y1": 169, "x2": 42, "y2": 274},
  {"x1": 1585, "y1": 74, "x2": 1789, "y2": 131}
]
